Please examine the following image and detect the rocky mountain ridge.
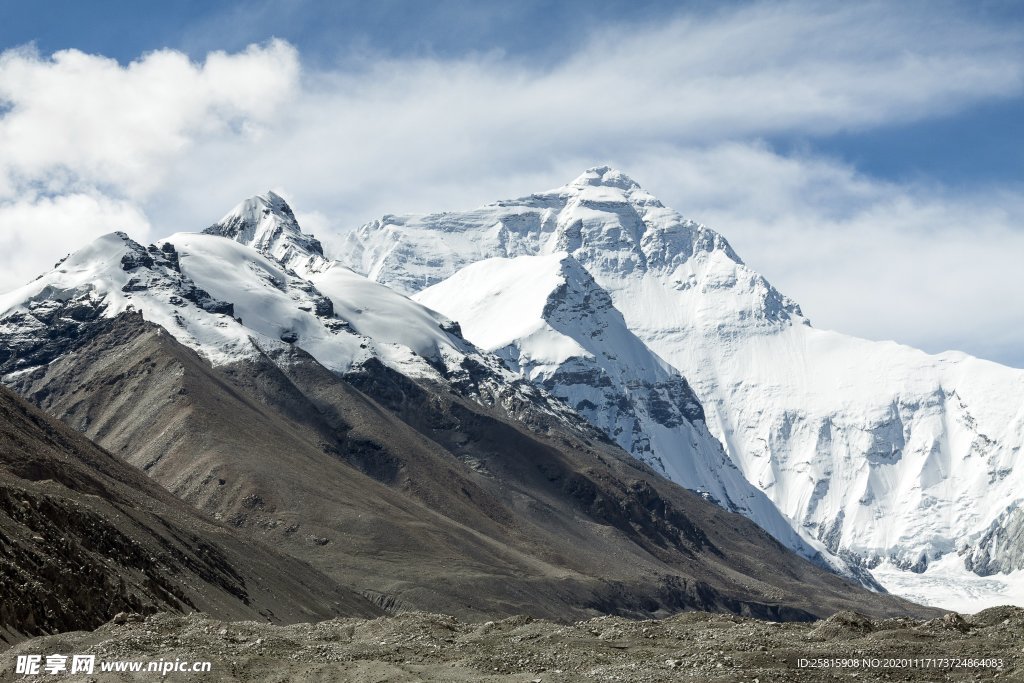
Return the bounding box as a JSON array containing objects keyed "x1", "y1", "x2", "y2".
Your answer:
[{"x1": 0, "y1": 191, "x2": 930, "y2": 624}]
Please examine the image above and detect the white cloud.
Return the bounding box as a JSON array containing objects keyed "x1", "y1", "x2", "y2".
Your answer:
[
  {"x1": 0, "y1": 193, "x2": 152, "y2": 288},
  {"x1": 0, "y1": 39, "x2": 298, "y2": 198},
  {"x1": 0, "y1": 2, "x2": 1022, "y2": 365}
]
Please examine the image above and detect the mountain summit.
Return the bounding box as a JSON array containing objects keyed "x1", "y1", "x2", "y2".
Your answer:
[
  {"x1": 205, "y1": 191, "x2": 328, "y2": 275},
  {"x1": 568, "y1": 165, "x2": 644, "y2": 191},
  {"x1": 341, "y1": 166, "x2": 797, "y2": 327}
]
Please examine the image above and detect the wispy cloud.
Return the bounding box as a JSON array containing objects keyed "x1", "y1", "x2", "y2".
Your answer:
[{"x1": 0, "y1": 2, "x2": 1021, "y2": 365}]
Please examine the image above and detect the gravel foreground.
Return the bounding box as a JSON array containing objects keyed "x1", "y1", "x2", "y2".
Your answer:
[{"x1": 2, "y1": 607, "x2": 1022, "y2": 682}]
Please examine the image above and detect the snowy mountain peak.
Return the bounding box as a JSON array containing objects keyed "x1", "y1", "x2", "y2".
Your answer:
[
  {"x1": 341, "y1": 169, "x2": 799, "y2": 331},
  {"x1": 204, "y1": 191, "x2": 328, "y2": 275},
  {"x1": 208, "y1": 190, "x2": 303, "y2": 242},
  {"x1": 568, "y1": 166, "x2": 643, "y2": 192}
]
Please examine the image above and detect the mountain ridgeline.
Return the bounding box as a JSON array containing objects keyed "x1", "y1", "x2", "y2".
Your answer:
[{"x1": 0, "y1": 185, "x2": 939, "y2": 631}]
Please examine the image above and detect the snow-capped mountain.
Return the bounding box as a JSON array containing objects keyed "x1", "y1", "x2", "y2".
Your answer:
[
  {"x1": 2, "y1": 191, "x2": 931, "y2": 623},
  {"x1": 0, "y1": 194, "x2": 589, "y2": 436},
  {"x1": 343, "y1": 166, "x2": 1024, "y2": 607}
]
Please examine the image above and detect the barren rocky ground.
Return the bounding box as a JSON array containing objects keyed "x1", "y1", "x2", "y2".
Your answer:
[{"x1": 2, "y1": 607, "x2": 1022, "y2": 682}]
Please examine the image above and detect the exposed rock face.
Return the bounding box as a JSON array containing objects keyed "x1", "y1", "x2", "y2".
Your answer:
[
  {"x1": 0, "y1": 233, "x2": 237, "y2": 379},
  {"x1": 964, "y1": 503, "x2": 1024, "y2": 575}
]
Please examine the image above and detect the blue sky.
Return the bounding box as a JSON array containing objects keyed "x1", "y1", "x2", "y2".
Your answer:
[
  {"x1": 2, "y1": 1, "x2": 716, "y2": 64},
  {"x1": 0, "y1": 0, "x2": 1022, "y2": 366}
]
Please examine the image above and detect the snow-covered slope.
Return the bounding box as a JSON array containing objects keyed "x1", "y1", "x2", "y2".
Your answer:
[
  {"x1": 343, "y1": 166, "x2": 1024, "y2": 607},
  {"x1": 0, "y1": 234, "x2": 255, "y2": 369},
  {"x1": 0, "y1": 231, "x2": 396, "y2": 376},
  {"x1": 415, "y1": 251, "x2": 825, "y2": 558}
]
